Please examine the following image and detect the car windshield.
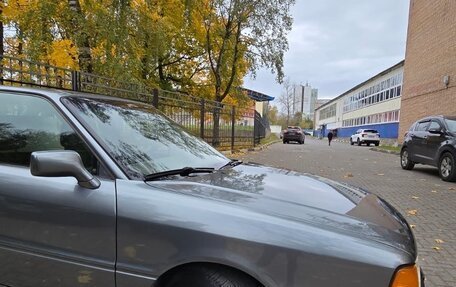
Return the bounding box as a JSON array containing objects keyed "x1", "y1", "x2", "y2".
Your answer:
[
  {"x1": 62, "y1": 97, "x2": 228, "y2": 179},
  {"x1": 445, "y1": 119, "x2": 456, "y2": 132}
]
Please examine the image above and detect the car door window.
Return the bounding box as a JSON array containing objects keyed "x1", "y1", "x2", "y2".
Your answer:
[
  {"x1": 0, "y1": 92, "x2": 98, "y2": 174},
  {"x1": 415, "y1": 121, "x2": 429, "y2": 131},
  {"x1": 428, "y1": 121, "x2": 441, "y2": 131}
]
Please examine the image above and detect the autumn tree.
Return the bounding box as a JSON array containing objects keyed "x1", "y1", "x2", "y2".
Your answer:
[
  {"x1": 2, "y1": 0, "x2": 295, "y2": 142},
  {"x1": 1, "y1": 1, "x2": 4, "y2": 58},
  {"x1": 268, "y1": 105, "x2": 279, "y2": 125},
  {"x1": 130, "y1": 0, "x2": 208, "y2": 90},
  {"x1": 278, "y1": 77, "x2": 293, "y2": 126},
  {"x1": 198, "y1": 0, "x2": 294, "y2": 145}
]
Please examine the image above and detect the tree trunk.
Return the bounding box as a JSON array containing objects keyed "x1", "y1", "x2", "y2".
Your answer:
[
  {"x1": 212, "y1": 107, "x2": 221, "y2": 147},
  {"x1": 211, "y1": 94, "x2": 223, "y2": 147},
  {"x1": 0, "y1": 3, "x2": 3, "y2": 58},
  {"x1": 0, "y1": 2, "x2": 3, "y2": 85},
  {"x1": 68, "y1": 0, "x2": 93, "y2": 73}
]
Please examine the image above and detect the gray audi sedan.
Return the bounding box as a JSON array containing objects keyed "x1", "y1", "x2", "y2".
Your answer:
[{"x1": 0, "y1": 86, "x2": 423, "y2": 287}]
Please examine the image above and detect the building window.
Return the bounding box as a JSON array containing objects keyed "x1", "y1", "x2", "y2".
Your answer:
[
  {"x1": 343, "y1": 72, "x2": 403, "y2": 113},
  {"x1": 319, "y1": 103, "x2": 336, "y2": 120},
  {"x1": 342, "y1": 109, "x2": 401, "y2": 127}
]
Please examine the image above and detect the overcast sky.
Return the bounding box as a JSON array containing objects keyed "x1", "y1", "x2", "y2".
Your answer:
[{"x1": 244, "y1": 0, "x2": 410, "y2": 102}]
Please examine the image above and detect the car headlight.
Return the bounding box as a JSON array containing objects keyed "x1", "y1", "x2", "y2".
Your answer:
[{"x1": 390, "y1": 264, "x2": 420, "y2": 287}]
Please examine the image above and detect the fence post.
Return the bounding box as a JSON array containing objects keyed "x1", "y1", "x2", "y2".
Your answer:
[
  {"x1": 231, "y1": 106, "x2": 235, "y2": 152},
  {"x1": 152, "y1": 88, "x2": 159, "y2": 108},
  {"x1": 0, "y1": 55, "x2": 3, "y2": 85},
  {"x1": 200, "y1": 99, "x2": 205, "y2": 140},
  {"x1": 71, "y1": 71, "x2": 80, "y2": 91},
  {"x1": 253, "y1": 112, "x2": 258, "y2": 147}
]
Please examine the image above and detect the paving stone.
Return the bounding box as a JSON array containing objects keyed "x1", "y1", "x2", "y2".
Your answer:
[{"x1": 240, "y1": 138, "x2": 456, "y2": 287}]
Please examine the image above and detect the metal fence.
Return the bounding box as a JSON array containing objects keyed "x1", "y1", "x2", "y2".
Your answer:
[{"x1": 0, "y1": 55, "x2": 267, "y2": 151}]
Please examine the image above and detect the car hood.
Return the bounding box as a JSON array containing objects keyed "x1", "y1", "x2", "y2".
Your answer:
[{"x1": 145, "y1": 163, "x2": 416, "y2": 257}]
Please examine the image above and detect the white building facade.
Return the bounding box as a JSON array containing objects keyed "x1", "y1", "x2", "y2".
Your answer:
[{"x1": 315, "y1": 61, "x2": 404, "y2": 139}]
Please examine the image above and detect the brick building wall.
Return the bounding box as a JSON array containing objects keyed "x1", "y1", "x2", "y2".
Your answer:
[{"x1": 399, "y1": 0, "x2": 456, "y2": 142}]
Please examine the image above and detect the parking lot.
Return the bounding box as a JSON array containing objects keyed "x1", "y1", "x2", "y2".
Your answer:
[{"x1": 240, "y1": 137, "x2": 456, "y2": 287}]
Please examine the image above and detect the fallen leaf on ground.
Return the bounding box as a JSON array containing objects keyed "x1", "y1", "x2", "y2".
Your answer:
[
  {"x1": 410, "y1": 224, "x2": 416, "y2": 228},
  {"x1": 344, "y1": 173, "x2": 354, "y2": 178},
  {"x1": 432, "y1": 246, "x2": 441, "y2": 251},
  {"x1": 377, "y1": 173, "x2": 385, "y2": 176},
  {"x1": 407, "y1": 209, "x2": 418, "y2": 216},
  {"x1": 411, "y1": 196, "x2": 419, "y2": 199},
  {"x1": 431, "y1": 190, "x2": 438, "y2": 193},
  {"x1": 435, "y1": 239, "x2": 444, "y2": 244},
  {"x1": 449, "y1": 187, "x2": 455, "y2": 191}
]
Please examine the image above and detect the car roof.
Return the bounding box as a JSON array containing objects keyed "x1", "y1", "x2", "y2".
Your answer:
[
  {"x1": 0, "y1": 85, "x2": 145, "y2": 105},
  {"x1": 415, "y1": 115, "x2": 456, "y2": 122},
  {"x1": 0, "y1": 85, "x2": 70, "y2": 101}
]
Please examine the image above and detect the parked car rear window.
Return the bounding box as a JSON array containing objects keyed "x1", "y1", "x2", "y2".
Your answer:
[
  {"x1": 364, "y1": 130, "x2": 378, "y2": 133},
  {"x1": 445, "y1": 119, "x2": 456, "y2": 132}
]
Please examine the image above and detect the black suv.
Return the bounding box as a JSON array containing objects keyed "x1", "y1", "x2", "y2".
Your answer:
[
  {"x1": 400, "y1": 115, "x2": 456, "y2": 181},
  {"x1": 282, "y1": 126, "x2": 305, "y2": 144}
]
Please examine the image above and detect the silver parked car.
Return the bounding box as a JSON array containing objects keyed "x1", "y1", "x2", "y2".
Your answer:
[{"x1": 0, "y1": 86, "x2": 423, "y2": 287}]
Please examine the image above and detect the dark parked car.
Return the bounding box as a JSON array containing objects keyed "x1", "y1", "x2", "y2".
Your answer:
[
  {"x1": 282, "y1": 126, "x2": 305, "y2": 144},
  {"x1": 401, "y1": 115, "x2": 456, "y2": 181},
  {"x1": 0, "y1": 86, "x2": 424, "y2": 287}
]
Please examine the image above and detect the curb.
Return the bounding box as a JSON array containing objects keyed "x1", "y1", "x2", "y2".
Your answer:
[
  {"x1": 250, "y1": 139, "x2": 281, "y2": 151},
  {"x1": 221, "y1": 140, "x2": 281, "y2": 156},
  {"x1": 369, "y1": 147, "x2": 400, "y2": 156}
]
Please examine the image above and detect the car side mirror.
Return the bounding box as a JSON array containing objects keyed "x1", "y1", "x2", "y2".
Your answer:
[
  {"x1": 30, "y1": 150, "x2": 100, "y2": 189},
  {"x1": 428, "y1": 128, "x2": 443, "y2": 135}
]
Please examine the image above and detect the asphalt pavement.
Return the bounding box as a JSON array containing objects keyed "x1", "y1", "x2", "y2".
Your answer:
[{"x1": 240, "y1": 137, "x2": 456, "y2": 287}]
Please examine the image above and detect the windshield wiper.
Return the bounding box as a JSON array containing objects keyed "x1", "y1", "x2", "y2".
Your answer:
[
  {"x1": 220, "y1": 159, "x2": 243, "y2": 169},
  {"x1": 144, "y1": 167, "x2": 215, "y2": 181}
]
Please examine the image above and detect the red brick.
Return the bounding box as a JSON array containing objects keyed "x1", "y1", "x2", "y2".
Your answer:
[{"x1": 400, "y1": 0, "x2": 456, "y2": 142}]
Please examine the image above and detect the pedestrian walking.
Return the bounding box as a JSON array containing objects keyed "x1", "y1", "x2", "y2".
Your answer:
[{"x1": 327, "y1": 130, "x2": 333, "y2": 146}]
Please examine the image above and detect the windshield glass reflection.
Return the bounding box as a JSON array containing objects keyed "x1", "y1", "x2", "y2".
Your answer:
[{"x1": 63, "y1": 97, "x2": 228, "y2": 179}]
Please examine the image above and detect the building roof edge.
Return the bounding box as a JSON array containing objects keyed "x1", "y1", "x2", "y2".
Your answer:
[{"x1": 315, "y1": 60, "x2": 405, "y2": 111}]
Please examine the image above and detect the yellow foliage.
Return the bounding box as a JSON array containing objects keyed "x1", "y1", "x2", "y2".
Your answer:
[
  {"x1": 2, "y1": 0, "x2": 39, "y2": 22},
  {"x1": 46, "y1": 40, "x2": 79, "y2": 69},
  {"x1": 2, "y1": 0, "x2": 259, "y2": 107}
]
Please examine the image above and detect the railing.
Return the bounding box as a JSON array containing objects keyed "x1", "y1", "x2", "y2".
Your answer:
[
  {"x1": 0, "y1": 55, "x2": 266, "y2": 151},
  {"x1": 0, "y1": 55, "x2": 74, "y2": 90}
]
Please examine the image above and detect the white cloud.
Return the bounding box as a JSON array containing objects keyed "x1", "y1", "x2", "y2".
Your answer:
[{"x1": 244, "y1": 0, "x2": 410, "y2": 101}]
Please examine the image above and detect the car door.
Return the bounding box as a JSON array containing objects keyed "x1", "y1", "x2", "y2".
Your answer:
[
  {"x1": 351, "y1": 130, "x2": 359, "y2": 142},
  {"x1": 422, "y1": 119, "x2": 446, "y2": 165},
  {"x1": 411, "y1": 120, "x2": 430, "y2": 162},
  {"x1": 0, "y1": 91, "x2": 116, "y2": 286}
]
